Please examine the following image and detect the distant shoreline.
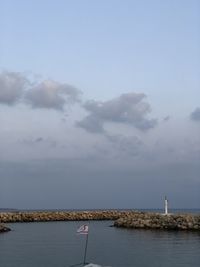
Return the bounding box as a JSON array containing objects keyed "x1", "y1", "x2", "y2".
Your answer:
[{"x1": 1, "y1": 208, "x2": 200, "y2": 213}]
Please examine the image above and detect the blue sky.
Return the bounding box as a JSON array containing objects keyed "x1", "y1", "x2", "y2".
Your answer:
[
  {"x1": 0, "y1": 0, "x2": 199, "y2": 209},
  {"x1": 1, "y1": 0, "x2": 199, "y2": 107}
]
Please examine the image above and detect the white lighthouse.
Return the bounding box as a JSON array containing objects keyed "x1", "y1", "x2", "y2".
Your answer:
[{"x1": 164, "y1": 196, "x2": 168, "y2": 215}]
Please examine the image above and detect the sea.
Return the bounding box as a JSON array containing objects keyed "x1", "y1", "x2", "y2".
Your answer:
[{"x1": 0, "y1": 209, "x2": 199, "y2": 267}]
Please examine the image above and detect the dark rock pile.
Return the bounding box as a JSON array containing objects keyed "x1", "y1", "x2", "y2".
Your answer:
[
  {"x1": 0, "y1": 224, "x2": 11, "y2": 233},
  {"x1": 114, "y1": 212, "x2": 200, "y2": 231}
]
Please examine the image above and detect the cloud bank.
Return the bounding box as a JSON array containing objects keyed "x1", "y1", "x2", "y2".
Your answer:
[
  {"x1": 0, "y1": 71, "x2": 199, "y2": 209},
  {"x1": 77, "y1": 93, "x2": 157, "y2": 133}
]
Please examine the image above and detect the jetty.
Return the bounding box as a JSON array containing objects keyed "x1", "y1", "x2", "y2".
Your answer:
[
  {"x1": 0, "y1": 210, "x2": 199, "y2": 231},
  {"x1": 114, "y1": 212, "x2": 200, "y2": 230},
  {"x1": 0, "y1": 210, "x2": 131, "y2": 223}
]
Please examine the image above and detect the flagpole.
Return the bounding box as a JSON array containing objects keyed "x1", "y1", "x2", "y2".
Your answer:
[{"x1": 83, "y1": 231, "x2": 89, "y2": 265}]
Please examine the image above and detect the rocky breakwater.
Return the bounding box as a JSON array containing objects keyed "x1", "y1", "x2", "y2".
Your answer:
[
  {"x1": 0, "y1": 224, "x2": 11, "y2": 233},
  {"x1": 114, "y1": 212, "x2": 200, "y2": 231},
  {"x1": 0, "y1": 210, "x2": 136, "y2": 223}
]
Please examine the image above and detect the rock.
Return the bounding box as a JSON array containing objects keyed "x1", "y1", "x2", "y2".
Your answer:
[
  {"x1": 0, "y1": 211, "x2": 199, "y2": 231},
  {"x1": 0, "y1": 224, "x2": 11, "y2": 233},
  {"x1": 114, "y1": 213, "x2": 200, "y2": 231},
  {"x1": 0, "y1": 210, "x2": 136, "y2": 223}
]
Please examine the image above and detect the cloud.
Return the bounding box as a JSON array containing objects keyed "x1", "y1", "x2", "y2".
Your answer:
[
  {"x1": 0, "y1": 71, "x2": 28, "y2": 105},
  {"x1": 163, "y1": 116, "x2": 170, "y2": 122},
  {"x1": 20, "y1": 137, "x2": 58, "y2": 148},
  {"x1": 77, "y1": 115, "x2": 104, "y2": 133},
  {"x1": 35, "y1": 137, "x2": 44, "y2": 143},
  {"x1": 20, "y1": 137, "x2": 44, "y2": 145},
  {"x1": 77, "y1": 92, "x2": 157, "y2": 133},
  {"x1": 105, "y1": 134, "x2": 143, "y2": 157},
  {"x1": 190, "y1": 107, "x2": 200, "y2": 121},
  {"x1": 25, "y1": 80, "x2": 81, "y2": 110},
  {"x1": 89, "y1": 134, "x2": 143, "y2": 160},
  {"x1": 0, "y1": 71, "x2": 82, "y2": 110}
]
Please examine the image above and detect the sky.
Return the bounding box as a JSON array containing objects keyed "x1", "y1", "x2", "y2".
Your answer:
[{"x1": 0, "y1": 0, "x2": 199, "y2": 210}]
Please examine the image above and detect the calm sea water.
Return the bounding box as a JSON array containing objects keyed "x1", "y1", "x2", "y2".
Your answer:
[{"x1": 0, "y1": 218, "x2": 200, "y2": 267}]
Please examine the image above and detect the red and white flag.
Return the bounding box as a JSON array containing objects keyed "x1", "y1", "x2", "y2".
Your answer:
[{"x1": 77, "y1": 224, "x2": 89, "y2": 235}]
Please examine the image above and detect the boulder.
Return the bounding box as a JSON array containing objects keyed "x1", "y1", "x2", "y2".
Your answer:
[{"x1": 0, "y1": 224, "x2": 11, "y2": 233}]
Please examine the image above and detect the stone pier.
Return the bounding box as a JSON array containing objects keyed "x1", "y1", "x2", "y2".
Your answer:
[
  {"x1": 114, "y1": 212, "x2": 200, "y2": 231},
  {"x1": 0, "y1": 210, "x2": 199, "y2": 231}
]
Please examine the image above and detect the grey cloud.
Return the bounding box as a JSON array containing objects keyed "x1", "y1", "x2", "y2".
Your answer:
[
  {"x1": 35, "y1": 137, "x2": 44, "y2": 143},
  {"x1": 77, "y1": 116, "x2": 104, "y2": 133},
  {"x1": 20, "y1": 137, "x2": 57, "y2": 148},
  {"x1": 190, "y1": 107, "x2": 200, "y2": 121},
  {"x1": 91, "y1": 134, "x2": 143, "y2": 160},
  {"x1": 105, "y1": 134, "x2": 143, "y2": 157},
  {"x1": 25, "y1": 80, "x2": 81, "y2": 110},
  {"x1": 0, "y1": 71, "x2": 28, "y2": 105},
  {"x1": 77, "y1": 92, "x2": 157, "y2": 133},
  {"x1": 21, "y1": 137, "x2": 44, "y2": 145},
  {"x1": 0, "y1": 71, "x2": 82, "y2": 110},
  {"x1": 163, "y1": 116, "x2": 170, "y2": 122}
]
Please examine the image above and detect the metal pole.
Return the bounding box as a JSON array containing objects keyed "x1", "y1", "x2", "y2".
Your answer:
[{"x1": 83, "y1": 233, "x2": 89, "y2": 265}]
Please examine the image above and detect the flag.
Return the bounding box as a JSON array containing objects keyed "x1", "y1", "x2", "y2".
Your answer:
[{"x1": 77, "y1": 224, "x2": 89, "y2": 235}]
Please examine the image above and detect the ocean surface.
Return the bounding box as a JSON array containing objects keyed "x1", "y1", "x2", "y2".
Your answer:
[{"x1": 0, "y1": 210, "x2": 200, "y2": 267}]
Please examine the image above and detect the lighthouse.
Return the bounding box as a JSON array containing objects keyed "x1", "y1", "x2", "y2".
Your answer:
[{"x1": 164, "y1": 196, "x2": 168, "y2": 215}]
